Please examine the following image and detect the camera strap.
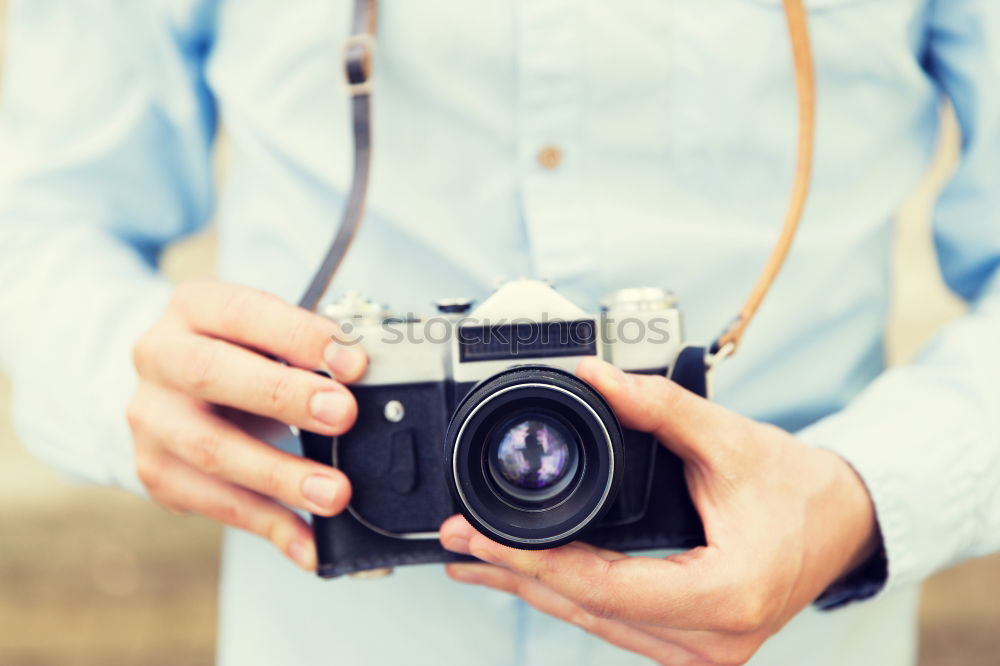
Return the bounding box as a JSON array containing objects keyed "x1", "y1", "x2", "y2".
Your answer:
[
  {"x1": 710, "y1": 0, "x2": 815, "y2": 360},
  {"x1": 297, "y1": 0, "x2": 377, "y2": 312},
  {"x1": 301, "y1": 0, "x2": 816, "y2": 364}
]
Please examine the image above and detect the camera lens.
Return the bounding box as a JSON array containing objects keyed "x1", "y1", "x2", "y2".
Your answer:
[
  {"x1": 488, "y1": 414, "x2": 579, "y2": 502},
  {"x1": 447, "y1": 365, "x2": 624, "y2": 550}
]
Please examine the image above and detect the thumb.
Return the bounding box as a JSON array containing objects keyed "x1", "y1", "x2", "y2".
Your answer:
[{"x1": 576, "y1": 357, "x2": 751, "y2": 464}]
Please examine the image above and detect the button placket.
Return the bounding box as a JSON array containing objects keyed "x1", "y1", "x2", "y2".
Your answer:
[{"x1": 515, "y1": 0, "x2": 589, "y2": 286}]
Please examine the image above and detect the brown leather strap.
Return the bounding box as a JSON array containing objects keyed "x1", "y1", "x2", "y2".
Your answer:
[
  {"x1": 298, "y1": 0, "x2": 377, "y2": 311},
  {"x1": 711, "y1": 0, "x2": 816, "y2": 356}
]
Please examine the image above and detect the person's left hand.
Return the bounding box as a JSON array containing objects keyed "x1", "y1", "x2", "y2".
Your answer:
[{"x1": 439, "y1": 357, "x2": 880, "y2": 665}]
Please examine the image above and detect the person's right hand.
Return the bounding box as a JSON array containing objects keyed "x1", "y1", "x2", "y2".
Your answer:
[{"x1": 127, "y1": 280, "x2": 368, "y2": 570}]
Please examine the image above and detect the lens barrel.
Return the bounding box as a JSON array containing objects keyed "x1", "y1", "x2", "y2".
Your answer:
[{"x1": 447, "y1": 365, "x2": 624, "y2": 549}]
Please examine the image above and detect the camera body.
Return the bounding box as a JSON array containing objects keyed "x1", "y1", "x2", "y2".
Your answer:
[{"x1": 301, "y1": 280, "x2": 706, "y2": 578}]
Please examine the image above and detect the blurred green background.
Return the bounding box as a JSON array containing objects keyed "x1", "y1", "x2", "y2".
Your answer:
[{"x1": 1, "y1": 3, "x2": 998, "y2": 665}]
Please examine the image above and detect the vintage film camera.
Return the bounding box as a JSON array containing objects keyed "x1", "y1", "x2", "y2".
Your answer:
[{"x1": 300, "y1": 280, "x2": 706, "y2": 577}]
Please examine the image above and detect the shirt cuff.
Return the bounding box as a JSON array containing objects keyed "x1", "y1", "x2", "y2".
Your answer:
[{"x1": 92, "y1": 278, "x2": 174, "y2": 496}]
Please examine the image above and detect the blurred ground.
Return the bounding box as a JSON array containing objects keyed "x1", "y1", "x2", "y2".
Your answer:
[{"x1": 1, "y1": 3, "x2": 999, "y2": 666}]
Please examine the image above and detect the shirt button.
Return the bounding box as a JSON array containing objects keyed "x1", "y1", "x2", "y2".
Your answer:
[{"x1": 536, "y1": 145, "x2": 563, "y2": 170}]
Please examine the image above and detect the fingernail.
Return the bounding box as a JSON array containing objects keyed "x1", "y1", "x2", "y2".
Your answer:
[
  {"x1": 302, "y1": 474, "x2": 340, "y2": 511},
  {"x1": 310, "y1": 391, "x2": 351, "y2": 428},
  {"x1": 442, "y1": 534, "x2": 471, "y2": 554},
  {"x1": 288, "y1": 539, "x2": 316, "y2": 571},
  {"x1": 449, "y1": 564, "x2": 483, "y2": 584},
  {"x1": 323, "y1": 341, "x2": 366, "y2": 380}
]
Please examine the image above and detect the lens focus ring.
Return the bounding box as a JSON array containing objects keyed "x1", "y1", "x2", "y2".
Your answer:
[{"x1": 446, "y1": 365, "x2": 625, "y2": 549}]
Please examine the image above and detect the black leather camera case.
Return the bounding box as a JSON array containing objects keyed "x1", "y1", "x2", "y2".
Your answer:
[{"x1": 301, "y1": 346, "x2": 708, "y2": 578}]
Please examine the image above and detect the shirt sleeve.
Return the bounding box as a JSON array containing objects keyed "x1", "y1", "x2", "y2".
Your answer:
[
  {"x1": 0, "y1": 0, "x2": 217, "y2": 494},
  {"x1": 799, "y1": 0, "x2": 1000, "y2": 603}
]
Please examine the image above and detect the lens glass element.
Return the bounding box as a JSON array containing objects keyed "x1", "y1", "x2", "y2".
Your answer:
[{"x1": 492, "y1": 416, "x2": 575, "y2": 492}]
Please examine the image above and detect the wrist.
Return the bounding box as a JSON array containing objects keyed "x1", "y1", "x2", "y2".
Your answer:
[
  {"x1": 806, "y1": 448, "x2": 887, "y2": 609},
  {"x1": 829, "y1": 449, "x2": 880, "y2": 571},
  {"x1": 806, "y1": 448, "x2": 881, "y2": 580}
]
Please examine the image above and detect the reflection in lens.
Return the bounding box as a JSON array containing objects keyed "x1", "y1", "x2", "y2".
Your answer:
[{"x1": 495, "y1": 418, "x2": 572, "y2": 490}]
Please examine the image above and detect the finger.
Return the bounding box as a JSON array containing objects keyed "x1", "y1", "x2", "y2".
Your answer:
[
  {"x1": 576, "y1": 357, "x2": 753, "y2": 464},
  {"x1": 147, "y1": 332, "x2": 357, "y2": 435},
  {"x1": 139, "y1": 451, "x2": 318, "y2": 571},
  {"x1": 445, "y1": 563, "x2": 707, "y2": 666},
  {"x1": 440, "y1": 514, "x2": 628, "y2": 561},
  {"x1": 448, "y1": 563, "x2": 756, "y2": 666},
  {"x1": 171, "y1": 280, "x2": 367, "y2": 381},
  {"x1": 443, "y1": 515, "x2": 742, "y2": 631},
  {"x1": 134, "y1": 386, "x2": 351, "y2": 516}
]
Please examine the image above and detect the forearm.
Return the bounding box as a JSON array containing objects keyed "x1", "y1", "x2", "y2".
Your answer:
[{"x1": 0, "y1": 220, "x2": 171, "y2": 492}]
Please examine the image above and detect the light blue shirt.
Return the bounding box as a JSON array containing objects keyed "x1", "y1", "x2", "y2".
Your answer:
[{"x1": 2, "y1": 1, "x2": 999, "y2": 664}]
